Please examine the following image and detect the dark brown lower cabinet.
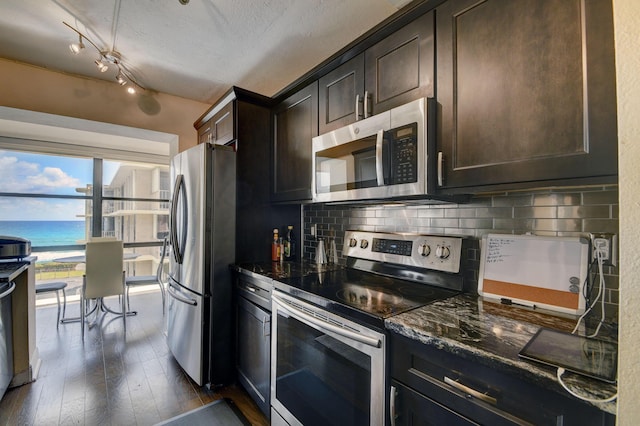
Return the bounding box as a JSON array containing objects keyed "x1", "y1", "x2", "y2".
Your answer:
[{"x1": 390, "y1": 333, "x2": 615, "y2": 425}]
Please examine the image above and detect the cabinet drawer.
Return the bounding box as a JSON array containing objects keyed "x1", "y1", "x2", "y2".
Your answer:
[
  {"x1": 391, "y1": 333, "x2": 614, "y2": 425},
  {"x1": 391, "y1": 380, "x2": 478, "y2": 425}
]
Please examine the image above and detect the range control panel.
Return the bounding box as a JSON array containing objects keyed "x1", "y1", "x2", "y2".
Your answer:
[{"x1": 343, "y1": 230, "x2": 463, "y2": 274}]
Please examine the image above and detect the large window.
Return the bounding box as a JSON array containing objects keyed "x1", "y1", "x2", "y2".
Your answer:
[
  {"x1": 0, "y1": 151, "x2": 169, "y2": 246},
  {"x1": 0, "y1": 149, "x2": 170, "y2": 304}
]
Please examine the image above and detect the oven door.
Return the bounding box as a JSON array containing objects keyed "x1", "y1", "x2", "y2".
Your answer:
[{"x1": 271, "y1": 291, "x2": 386, "y2": 426}]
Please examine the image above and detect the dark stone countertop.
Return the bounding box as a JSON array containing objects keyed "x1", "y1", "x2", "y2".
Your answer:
[
  {"x1": 385, "y1": 293, "x2": 618, "y2": 415},
  {"x1": 0, "y1": 258, "x2": 32, "y2": 282}
]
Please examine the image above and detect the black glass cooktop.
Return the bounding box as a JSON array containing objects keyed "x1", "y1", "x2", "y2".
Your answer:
[
  {"x1": 273, "y1": 267, "x2": 460, "y2": 329},
  {"x1": 233, "y1": 260, "x2": 341, "y2": 280}
]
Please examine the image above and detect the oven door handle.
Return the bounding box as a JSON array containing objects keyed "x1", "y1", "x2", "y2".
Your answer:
[
  {"x1": 273, "y1": 295, "x2": 381, "y2": 348},
  {"x1": 0, "y1": 281, "x2": 16, "y2": 300}
]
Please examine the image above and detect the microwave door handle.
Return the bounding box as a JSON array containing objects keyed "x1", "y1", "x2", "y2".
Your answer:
[
  {"x1": 375, "y1": 129, "x2": 385, "y2": 186},
  {"x1": 437, "y1": 151, "x2": 444, "y2": 187},
  {"x1": 364, "y1": 90, "x2": 371, "y2": 118}
]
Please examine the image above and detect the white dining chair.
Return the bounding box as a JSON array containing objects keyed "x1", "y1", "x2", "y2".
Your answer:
[
  {"x1": 81, "y1": 239, "x2": 126, "y2": 340},
  {"x1": 125, "y1": 237, "x2": 168, "y2": 315}
]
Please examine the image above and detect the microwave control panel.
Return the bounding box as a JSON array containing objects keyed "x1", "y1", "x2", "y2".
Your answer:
[{"x1": 388, "y1": 122, "x2": 418, "y2": 185}]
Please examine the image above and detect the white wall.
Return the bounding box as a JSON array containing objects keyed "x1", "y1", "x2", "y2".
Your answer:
[{"x1": 613, "y1": 0, "x2": 640, "y2": 423}]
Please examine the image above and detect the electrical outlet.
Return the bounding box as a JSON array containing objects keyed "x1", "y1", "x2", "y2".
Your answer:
[{"x1": 591, "y1": 233, "x2": 617, "y2": 267}]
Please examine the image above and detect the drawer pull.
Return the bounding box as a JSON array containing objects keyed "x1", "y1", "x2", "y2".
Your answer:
[{"x1": 444, "y1": 376, "x2": 497, "y2": 406}]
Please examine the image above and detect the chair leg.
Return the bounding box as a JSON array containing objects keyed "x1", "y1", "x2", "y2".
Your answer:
[
  {"x1": 159, "y1": 282, "x2": 166, "y2": 315},
  {"x1": 81, "y1": 294, "x2": 85, "y2": 340},
  {"x1": 55, "y1": 290, "x2": 61, "y2": 329},
  {"x1": 122, "y1": 274, "x2": 126, "y2": 335},
  {"x1": 61, "y1": 288, "x2": 67, "y2": 320},
  {"x1": 123, "y1": 294, "x2": 127, "y2": 335}
]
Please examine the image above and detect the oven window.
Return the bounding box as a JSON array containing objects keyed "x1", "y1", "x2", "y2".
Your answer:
[{"x1": 275, "y1": 312, "x2": 371, "y2": 425}]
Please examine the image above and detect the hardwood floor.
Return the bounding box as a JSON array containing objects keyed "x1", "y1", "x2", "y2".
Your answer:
[{"x1": 0, "y1": 290, "x2": 269, "y2": 426}]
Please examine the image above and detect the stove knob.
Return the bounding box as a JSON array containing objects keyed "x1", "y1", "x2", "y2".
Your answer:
[
  {"x1": 349, "y1": 238, "x2": 358, "y2": 247},
  {"x1": 360, "y1": 239, "x2": 369, "y2": 249},
  {"x1": 435, "y1": 245, "x2": 451, "y2": 259},
  {"x1": 419, "y1": 244, "x2": 431, "y2": 257}
]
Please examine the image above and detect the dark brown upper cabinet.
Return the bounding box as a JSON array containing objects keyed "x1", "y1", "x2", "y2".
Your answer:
[
  {"x1": 318, "y1": 11, "x2": 435, "y2": 134},
  {"x1": 272, "y1": 81, "x2": 318, "y2": 202},
  {"x1": 436, "y1": 0, "x2": 618, "y2": 192},
  {"x1": 196, "y1": 101, "x2": 234, "y2": 145}
]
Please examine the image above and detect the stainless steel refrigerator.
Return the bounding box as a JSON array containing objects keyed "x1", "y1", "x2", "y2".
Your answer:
[{"x1": 168, "y1": 143, "x2": 235, "y2": 387}]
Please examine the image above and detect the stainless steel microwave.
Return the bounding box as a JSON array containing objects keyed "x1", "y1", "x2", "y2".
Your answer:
[{"x1": 312, "y1": 97, "x2": 433, "y2": 203}]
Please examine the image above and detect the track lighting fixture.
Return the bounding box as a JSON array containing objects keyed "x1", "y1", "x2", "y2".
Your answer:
[
  {"x1": 115, "y1": 70, "x2": 127, "y2": 86},
  {"x1": 69, "y1": 34, "x2": 85, "y2": 54},
  {"x1": 63, "y1": 21, "x2": 144, "y2": 95},
  {"x1": 95, "y1": 59, "x2": 109, "y2": 73}
]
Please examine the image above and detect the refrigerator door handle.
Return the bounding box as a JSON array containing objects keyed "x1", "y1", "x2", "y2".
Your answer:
[
  {"x1": 167, "y1": 282, "x2": 198, "y2": 306},
  {"x1": 170, "y1": 174, "x2": 187, "y2": 265}
]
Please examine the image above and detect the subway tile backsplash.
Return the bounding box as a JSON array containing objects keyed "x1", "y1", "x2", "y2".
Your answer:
[{"x1": 303, "y1": 185, "x2": 620, "y2": 323}]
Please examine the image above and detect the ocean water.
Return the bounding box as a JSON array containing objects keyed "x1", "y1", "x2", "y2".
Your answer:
[{"x1": 0, "y1": 220, "x2": 85, "y2": 247}]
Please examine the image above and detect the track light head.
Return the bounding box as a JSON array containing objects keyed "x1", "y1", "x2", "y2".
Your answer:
[
  {"x1": 69, "y1": 35, "x2": 85, "y2": 54},
  {"x1": 116, "y1": 70, "x2": 127, "y2": 86},
  {"x1": 95, "y1": 59, "x2": 109, "y2": 73}
]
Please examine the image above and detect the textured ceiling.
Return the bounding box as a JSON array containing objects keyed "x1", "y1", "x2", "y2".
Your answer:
[{"x1": 0, "y1": 0, "x2": 408, "y2": 104}]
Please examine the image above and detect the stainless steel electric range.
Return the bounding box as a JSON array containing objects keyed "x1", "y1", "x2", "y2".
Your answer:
[{"x1": 270, "y1": 231, "x2": 469, "y2": 426}]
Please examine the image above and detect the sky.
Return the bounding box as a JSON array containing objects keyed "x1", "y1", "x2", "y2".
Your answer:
[{"x1": 0, "y1": 150, "x2": 120, "y2": 220}]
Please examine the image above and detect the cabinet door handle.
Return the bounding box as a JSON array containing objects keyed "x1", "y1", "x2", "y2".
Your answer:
[
  {"x1": 444, "y1": 376, "x2": 497, "y2": 405},
  {"x1": 437, "y1": 151, "x2": 444, "y2": 187},
  {"x1": 389, "y1": 385, "x2": 398, "y2": 426},
  {"x1": 364, "y1": 90, "x2": 371, "y2": 118},
  {"x1": 355, "y1": 94, "x2": 363, "y2": 120}
]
